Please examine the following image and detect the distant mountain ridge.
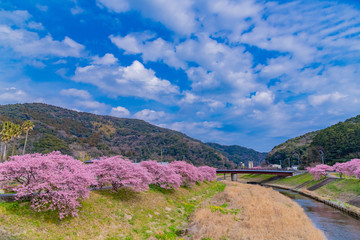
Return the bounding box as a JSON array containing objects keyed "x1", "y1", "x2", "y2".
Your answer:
[
  {"x1": 205, "y1": 142, "x2": 267, "y2": 167},
  {"x1": 0, "y1": 103, "x2": 264, "y2": 168},
  {"x1": 266, "y1": 114, "x2": 360, "y2": 166}
]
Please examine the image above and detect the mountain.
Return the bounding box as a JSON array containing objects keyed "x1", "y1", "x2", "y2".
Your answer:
[
  {"x1": 0, "y1": 103, "x2": 238, "y2": 168},
  {"x1": 266, "y1": 114, "x2": 360, "y2": 167},
  {"x1": 205, "y1": 143, "x2": 267, "y2": 167}
]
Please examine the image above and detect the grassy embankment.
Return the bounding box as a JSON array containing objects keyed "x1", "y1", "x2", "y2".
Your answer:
[
  {"x1": 188, "y1": 181, "x2": 325, "y2": 240},
  {"x1": 0, "y1": 181, "x2": 225, "y2": 240}
]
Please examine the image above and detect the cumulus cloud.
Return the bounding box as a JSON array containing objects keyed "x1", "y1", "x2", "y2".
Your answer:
[
  {"x1": 91, "y1": 53, "x2": 118, "y2": 65},
  {"x1": 75, "y1": 100, "x2": 108, "y2": 110},
  {"x1": 0, "y1": 26, "x2": 84, "y2": 58},
  {"x1": 60, "y1": 88, "x2": 91, "y2": 99},
  {"x1": 72, "y1": 60, "x2": 179, "y2": 101},
  {"x1": 0, "y1": 10, "x2": 84, "y2": 59},
  {"x1": 309, "y1": 92, "x2": 347, "y2": 106},
  {"x1": 110, "y1": 33, "x2": 184, "y2": 68},
  {"x1": 134, "y1": 109, "x2": 168, "y2": 122},
  {"x1": 98, "y1": 0, "x2": 197, "y2": 35},
  {"x1": 110, "y1": 106, "x2": 130, "y2": 117}
]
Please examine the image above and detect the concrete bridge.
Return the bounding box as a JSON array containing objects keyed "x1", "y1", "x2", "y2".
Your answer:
[{"x1": 216, "y1": 169, "x2": 294, "y2": 181}]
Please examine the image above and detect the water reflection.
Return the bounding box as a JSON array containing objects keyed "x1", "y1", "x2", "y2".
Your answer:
[{"x1": 276, "y1": 188, "x2": 360, "y2": 240}]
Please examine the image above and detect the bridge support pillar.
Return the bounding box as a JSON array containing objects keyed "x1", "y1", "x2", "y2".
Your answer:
[
  {"x1": 224, "y1": 173, "x2": 226, "y2": 180},
  {"x1": 231, "y1": 173, "x2": 238, "y2": 181}
]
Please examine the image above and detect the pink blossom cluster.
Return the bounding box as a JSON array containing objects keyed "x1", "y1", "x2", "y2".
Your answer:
[
  {"x1": 333, "y1": 159, "x2": 360, "y2": 178},
  {"x1": 307, "y1": 164, "x2": 334, "y2": 180},
  {"x1": 308, "y1": 159, "x2": 360, "y2": 180},
  {"x1": 197, "y1": 166, "x2": 217, "y2": 182},
  {"x1": 0, "y1": 152, "x2": 95, "y2": 219},
  {"x1": 90, "y1": 156, "x2": 152, "y2": 192},
  {"x1": 140, "y1": 160, "x2": 182, "y2": 189}
]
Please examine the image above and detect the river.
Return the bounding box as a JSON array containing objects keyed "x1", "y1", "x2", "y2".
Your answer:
[{"x1": 275, "y1": 188, "x2": 360, "y2": 240}]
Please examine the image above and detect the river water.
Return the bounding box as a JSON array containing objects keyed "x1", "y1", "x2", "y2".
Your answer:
[{"x1": 276, "y1": 188, "x2": 360, "y2": 240}]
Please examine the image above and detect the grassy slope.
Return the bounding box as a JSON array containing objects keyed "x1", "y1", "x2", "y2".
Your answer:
[
  {"x1": 0, "y1": 182, "x2": 225, "y2": 240},
  {"x1": 315, "y1": 179, "x2": 360, "y2": 202},
  {"x1": 274, "y1": 173, "x2": 325, "y2": 188}
]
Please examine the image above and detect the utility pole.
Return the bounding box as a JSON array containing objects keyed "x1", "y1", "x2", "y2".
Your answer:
[
  {"x1": 293, "y1": 152, "x2": 300, "y2": 165},
  {"x1": 319, "y1": 150, "x2": 325, "y2": 164},
  {"x1": 160, "y1": 147, "x2": 163, "y2": 162},
  {"x1": 288, "y1": 158, "x2": 291, "y2": 168}
]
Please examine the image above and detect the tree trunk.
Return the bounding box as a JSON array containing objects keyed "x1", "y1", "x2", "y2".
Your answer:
[
  {"x1": 0, "y1": 143, "x2": 3, "y2": 162},
  {"x1": 3, "y1": 144, "x2": 7, "y2": 161},
  {"x1": 23, "y1": 131, "x2": 28, "y2": 155},
  {"x1": 12, "y1": 138, "x2": 16, "y2": 156}
]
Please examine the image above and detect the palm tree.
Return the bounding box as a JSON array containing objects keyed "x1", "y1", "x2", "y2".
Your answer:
[
  {"x1": 11, "y1": 124, "x2": 23, "y2": 155},
  {"x1": 0, "y1": 121, "x2": 15, "y2": 161},
  {"x1": 22, "y1": 120, "x2": 34, "y2": 155}
]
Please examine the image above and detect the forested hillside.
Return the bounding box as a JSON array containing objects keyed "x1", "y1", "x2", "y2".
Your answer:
[
  {"x1": 0, "y1": 103, "x2": 239, "y2": 168},
  {"x1": 205, "y1": 142, "x2": 267, "y2": 167},
  {"x1": 266, "y1": 114, "x2": 360, "y2": 166}
]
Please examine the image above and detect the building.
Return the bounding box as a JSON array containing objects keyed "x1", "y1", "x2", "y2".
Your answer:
[
  {"x1": 248, "y1": 161, "x2": 254, "y2": 168},
  {"x1": 270, "y1": 164, "x2": 282, "y2": 169}
]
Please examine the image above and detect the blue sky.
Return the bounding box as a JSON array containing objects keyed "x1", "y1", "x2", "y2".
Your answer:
[{"x1": 1, "y1": 0, "x2": 360, "y2": 152}]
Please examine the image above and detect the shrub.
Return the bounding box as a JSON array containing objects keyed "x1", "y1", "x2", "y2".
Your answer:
[
  {"x1": 140, "y1": 161, "x2": 182, "y2": 189},
  {"x1": 197, "y1": 166, "x2": 216, "y2": 182},
  {"x1": 169, "y1": 161, "x2": 199, "y2": 187},
  {"x1": 0, "y1": 151, "x2": 95, "y2": 219},
  {"x1": 90, "y1": 156, "x2": 152, "y2": 192}
]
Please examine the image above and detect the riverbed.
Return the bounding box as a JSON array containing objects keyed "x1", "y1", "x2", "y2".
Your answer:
[{"x1": 276, "y1": 188, "x2": 360, "y2": 240}]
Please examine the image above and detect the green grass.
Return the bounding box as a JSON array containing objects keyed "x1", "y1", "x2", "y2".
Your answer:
[
  {"x1": 238, "y1": 174, "x2": 276, "y2": 181},
  {"x1": 315, "y1": 178, "x2": 360, "y2": 201},
  {"x1": 0, "y1": 181, "x2": 226, "y2": 240}
]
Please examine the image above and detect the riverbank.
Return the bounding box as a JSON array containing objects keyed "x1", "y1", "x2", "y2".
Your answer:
[
  {"x1": 236, "y1": 173, "x2": 360, "y2": 219},
  {"x1": 187, "y1": 181, "x2": 325, "y2": 240},
  {"x1": 0, "y1": 182, "x2": 225, "y2": 239}
]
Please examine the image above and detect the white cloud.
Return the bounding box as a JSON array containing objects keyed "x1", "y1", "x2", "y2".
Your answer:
[
  {"x1": 309, "y1": 92, "x2": 347, "y2": 106},
  {"x1": 60, "y1": 88, "x2": 92, "y2": 99},
  {"x1": 72, "y1": 60, "x2": 179, "y2": 101},
  {"x1": 0, "y1": 26, "x2": 84, "y2": 58},
  {"x1": 134, "y1": 109, "x2": 167, "y2": 121},
  {"x1": 98, "y1": 0, "x2": 197, "y2": 35},
  {"x1": 110, "y1": 34, "x2": 184, "y2": 68},
  {"x1": 0, "y1": 89, "x2": 27, "y2": 103},
  {"x1": 91, "y1": 53, "x2": 118, "y2": 65},
  {"x1": 186, "y1": 67, "x2": 218, "y2": 90},
  {"x1": 110, "y1": 106, "x2": 130, "y2": 117},
  {"x1": 75, "y1": 100, "x2": 108, "y2": 110},
  {"x1": 97, "y1": 0, "x2": 130, "y2": 12},
  {"x1": 71, "y1": 6, "x2": 84, "y2": 15}
]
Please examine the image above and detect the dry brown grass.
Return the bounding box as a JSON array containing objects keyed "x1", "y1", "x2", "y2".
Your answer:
[{"x1": 187, "y1": 182, "x2": 325, "y2": 240}]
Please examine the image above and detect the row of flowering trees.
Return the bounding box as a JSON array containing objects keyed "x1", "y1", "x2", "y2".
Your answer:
[
  {"x1": 0, "y1": 152, "x2": 216, "y2": 219},
  {"x1": 307, "y1": 159, "x2": 360, "y2": 180}
]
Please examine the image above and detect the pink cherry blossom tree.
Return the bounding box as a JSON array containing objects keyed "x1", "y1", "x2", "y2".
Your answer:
[
  {"x1": 342, "y1": 159, "x2": 360, "y2": 177},
  {"x1": 197, "y1": 166, "x2": 217, "y2": 182},
  {"x1": 333, "y1": 162, "x2": 347, "y2": 178},
  {"x1": 140, "y1": 161, "x2": 182, "y2": 189},
  {"x1": 90, "y1": 156, "x2": 152, "y2": 192},
  {"x1": 0, "y1": 151, "x2": 95, "y2": 219},
  {"x1": 307, "y1": 164, "x2": 334, "y2": 180},
  {"x1": 169, "y1": 161, "x2": 199, "y2": 187}
]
